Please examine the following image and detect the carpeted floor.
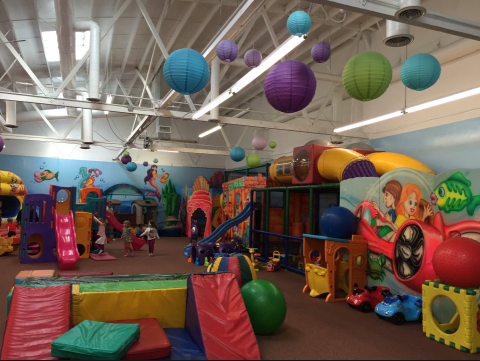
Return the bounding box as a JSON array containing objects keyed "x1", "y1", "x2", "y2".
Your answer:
[{"x1": 0, "y1": 237, "x2": 477, "y2": 360}]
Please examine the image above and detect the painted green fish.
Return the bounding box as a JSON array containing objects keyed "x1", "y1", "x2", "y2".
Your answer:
[
  {"x1": 367, "y1": 251, "x2": 386, "y2": 282},
  {"x1": 431, "y1": 172, "x2": 480, "y2": 216},
  {"x1": 34, "y1": 170, "x2": 59, "y2": 183}
]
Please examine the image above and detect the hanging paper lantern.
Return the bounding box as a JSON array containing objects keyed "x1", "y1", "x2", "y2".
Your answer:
[
  {"x1": 153, "y1": 158, "x2": 159, "y2": 164},
  {"x1": 264, "y1": 60, "x2": 316, "y2": 113},
  {"x1": 401, "y1": 53, "x2": 441, "y2": 91},
  {"x1": 230, "y1": 147, "x2": 246, "y2": 162},
  {"x1": 123, "y1": 151, "x2": 130, "y2": 156},
  {"x1": 287, "y1": 11, "x2": 311, "y2": 37},
  {"x1": 163, "y1": 48, "x2": 210, "y2": 95},
  {"x1": 126, "y1": 162, "x2": 137, "y2": 172},
  {"x1": 269, "y1": 141, "x2": 277, "y2": 149},
  {"x1": 0, "y1": 136, "x2": 4, "y2": 153},
  {"x1": 312, "y1": 42, "x2": 331, "y2": 63},
  {"x1": 121, "y1": 155, "x2": 132, "y2": 165},
  {"x1": 217, "y1": 40, "x2": 238, "y2": 63},
  {"x1": 244, "y1": 49, "x2": 262, "y2": 68},
  {"x1": 252, "y1": 135, "x2": 267, "y2": 151},
  {"x1": 143, "y1": 161, "x2": 149, "y2": 167},
  {"x1": 247, "y1": 154, "x2": 261, "y2": 168},
  {"x1": 343, "y1": 51, "x2": 393, "y2": 102}
]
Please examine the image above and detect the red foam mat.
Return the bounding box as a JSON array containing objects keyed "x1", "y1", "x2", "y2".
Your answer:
[
  {"x1": 90, "y1": 252, "x2": 117, "y2": 261},
  {"x1": 58, "y1": 272, "x2": 114, "y2": 277},
  {"x1": 190, "y1": 274, "x2": 261, "y2": 360},
  {"x1": 1, "y1": 285, "x2": 72, "y2": 360}
]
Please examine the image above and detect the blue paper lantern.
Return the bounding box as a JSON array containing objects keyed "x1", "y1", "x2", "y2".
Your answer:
[
  {"x1": 230, "y1": 147, "x2": 246, "y2": 162},
  {"x1": 401, "y1": 53, "x2": 441, "y2": 91},
  {"x1": 126, "y1": 162, "x2": 137, "y2": 172},
  {"x1": 217, "y1": 40, "x2": 238, "y2": 63},
  {"x1": 287, "y1": 11, "x2": 311, "y2": 37},
  {"x1": 163, "y1": 48, "x2": 210, "y2": 95},
  {"x1": 153, "y1": 158, "x2": 158, "y2": 164}
]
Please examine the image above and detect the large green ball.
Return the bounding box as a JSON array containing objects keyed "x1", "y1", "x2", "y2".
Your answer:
[
  {"x1": 342, "y1": 51, "x2": 392, "y2": 102},
  {"x1": 241, "y1": 280, "x2": 287, "y2": 335},
  {"x1": 246, "y1": 154, "x2": 261, "y2": 168}
]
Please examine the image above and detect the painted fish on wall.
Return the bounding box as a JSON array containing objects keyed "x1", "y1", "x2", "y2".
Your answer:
[
  {"x1": 34, "y1": 170, "x2": 59, "y2": 183},
  {"x1": 431, "y1": 172, "x2": 480, "y2": 216}
]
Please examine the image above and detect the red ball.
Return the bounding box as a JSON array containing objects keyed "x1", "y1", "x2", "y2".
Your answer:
[{"x1": 432, "y1": 237, "x2": 480, "y2": 289}]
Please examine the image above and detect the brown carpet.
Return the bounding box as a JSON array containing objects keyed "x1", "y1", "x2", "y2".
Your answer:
[{"x1": 0, "y1": 238, "x2": 477, "y2": 360}]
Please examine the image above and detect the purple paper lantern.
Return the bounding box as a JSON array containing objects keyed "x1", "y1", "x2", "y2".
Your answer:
[
  {"x1": 312, "y1": 42, "x2": 331, "y2": 63},
  {"x1": 244, "y1": 49, "x2": 262, "y2": 68},
  {"x1": 0, "y1": 136, "x2": 4, "y2": 153},
  {"x1": 252, "y1": 135, "x2": 268, "y2": 151},
  {"x1": 264, "y1": 60, "x2": 317, "y2": 113},
  {"x1": 217, "y1": 40, "x2": 238, "y2": 63},
  {"x1": 143, "y1": 161, "x2": 149, "y2": 167},
  {"x1": 121, "y1": 155, "x2": 132, "y2": 165}
]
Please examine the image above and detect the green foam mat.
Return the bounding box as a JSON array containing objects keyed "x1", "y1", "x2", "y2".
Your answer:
[{"x1": 79, "y1": 279, "x2": 188, "y2": 293}]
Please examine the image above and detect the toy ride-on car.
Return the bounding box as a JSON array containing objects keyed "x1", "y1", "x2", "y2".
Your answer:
[
  {"x1": 347, "y1": 286, "x2": 391, "y2": 313},
  {"x1": 375, "y1": 295, "x2": 423, "y2": 325}
]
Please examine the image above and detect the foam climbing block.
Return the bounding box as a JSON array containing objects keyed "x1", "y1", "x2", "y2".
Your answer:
[
  {"x1": 58, "y1": 271, "x2": 114, "y2": 278},
  {"x1": 1, "y1": 284, "x2": 71, "y2": 360},
  {"x1": 51, "y1": 320, "x2": 140, "y2": 361},
  {"x1": 71, "y1": 280, "x2": 187, "y2": 328},
  {"x1": 162, "y1": 329, "x2": 206, "y2": 360},
  {"x1": 14, "y1": 270, "x2": 56, "y2": 285},
  {"x1": 110, "y1": 319, "x2": 171, "y2": 360},
  {"x1": 185, "y1": 273, "x2": 261, "y2": 360},
  {"x1": 90, "y1": 252, "x2": 117, "y2": 261}
]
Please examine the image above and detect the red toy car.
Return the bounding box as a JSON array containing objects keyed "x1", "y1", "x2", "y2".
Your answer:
[{"x1": 347, "y1": 286, "x2": 391, "y2": 313}]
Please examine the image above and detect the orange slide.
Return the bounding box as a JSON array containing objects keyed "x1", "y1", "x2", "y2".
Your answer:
[{"x1": 105, "y1": 211, "x2": 145, "y2": 251}]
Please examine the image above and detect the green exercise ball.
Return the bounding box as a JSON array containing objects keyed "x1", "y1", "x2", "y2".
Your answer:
[
  {"x1": 241, "y1": 279, "x2": 287, "y2": 335},
  {"x1": 246, "y1": 154, "x2": 261, "y2": 168}
]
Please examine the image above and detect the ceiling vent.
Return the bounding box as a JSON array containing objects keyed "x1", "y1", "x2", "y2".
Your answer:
[
  {"x1": 383, "y1": 21, "x2": 414, "y2": 47},
  {"x1": 395, "y1": 0, "x2": 426, "y2": 20},
  {"x1": 330, "y1": 135, "x2": 344, "y2": 145}
]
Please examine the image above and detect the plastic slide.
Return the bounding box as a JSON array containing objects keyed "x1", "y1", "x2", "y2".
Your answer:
[
  {"x1": 366, "y1": 152, "x2": 436, "y2": 175},
  {"x1": 317, "y1": 148, "x2": 377, "y2": 182},
  {"x1": 55, "y1": 210, "x2": 80, "y2": 271},
  {"x1": 184, "y1": 202, "x2": 254, "y2": 258},
  {"x1": 1, "y1": 285, "x2": 72, "y2": 360},
  {"x1": 105, "y1": 211, "x2": 144, "y2": 251}
]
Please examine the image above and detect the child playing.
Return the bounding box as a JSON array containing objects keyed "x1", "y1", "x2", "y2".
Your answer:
[
  {"x1": 140, "y1": 221, "x2": 160, "y2": 257},
  {"x1": 6, "y1": 218, "x2": 17, "y2": 238},
  {"x1": 122, "y1": 220, "x2": 134, "y2": 257},
  {"x1": 93, "y1": 216, "x2": 107, "y2": 255}
]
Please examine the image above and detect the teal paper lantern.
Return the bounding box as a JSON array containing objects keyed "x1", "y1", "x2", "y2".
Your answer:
[
  {"x1": 287, "y1": 11, "x2": 311, "y2": 37},
  {"x1": 163, "y1": 48, "x2": 210, "y2": 95},
  {"x1": 230, "y1": 147, "x2": 246, "y2": 162},
  {"x1": 153, "y1": 158, "x2": 158, "y2": 164},
  {"x1": 246, "y1": 154, "x2": 261, "y2": 168},
  {"x1": 343, "y1": 52, "x2": 392, "y2": 102},
  {"x1": 126, "y1": 162, "x2": 137, "y2": 172},
  {"x1": 401, "y1": 53, "x2": 441, "y2": 91}
]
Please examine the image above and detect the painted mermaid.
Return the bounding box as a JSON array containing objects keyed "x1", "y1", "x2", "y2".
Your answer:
[{"x1": 144, "y1": 165, "x2": 162, "y2": 202}]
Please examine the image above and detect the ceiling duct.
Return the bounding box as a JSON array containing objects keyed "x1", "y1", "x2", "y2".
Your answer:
[
  {"x1": 395, "y1": 0, "x2": 426, "y2": 20},
  {"x1": 383, "y1": 20, "x2": 414, "y2": 47}
]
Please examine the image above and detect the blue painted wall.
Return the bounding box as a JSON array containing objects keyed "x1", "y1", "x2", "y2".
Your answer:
[
  {"x1": 369, "y1": 117, "x2": 480, "y2": 173},
  {"x1": 0, "y1": 154, "x2": 223, "y2": 227}
]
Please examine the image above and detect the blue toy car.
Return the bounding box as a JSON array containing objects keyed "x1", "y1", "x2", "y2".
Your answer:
[{"x1": 375, "y1": 295, "x2": 423, "y2": 325}]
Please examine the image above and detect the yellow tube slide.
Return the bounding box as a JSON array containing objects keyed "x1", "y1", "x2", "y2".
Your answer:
[
  {"x1": 317, "y1": 148, "x2": 368, "y2": 182},
  {"x1": 269, "y1": 156, "x2": 293, "y2": 185},
  {"x1": 367, "y1": 152, "x2": 435, "y2": 176}
]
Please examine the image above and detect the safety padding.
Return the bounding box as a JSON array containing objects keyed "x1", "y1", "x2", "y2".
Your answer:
[
  {"x1": 71, "y1": 280, "x2": 187, "y2": 328},
  {"x1": 1, "y1": 285, "x2": 71, "y2": 360},
  {"x1": 110, "y1": 319, "x2": 171, "y2": 360},
  {"x1": 58, "y1": 271, "x2": 113, "y2": 278},
  {"x1": 185, "y1": 273, "x2": 261, "y2": 360},
  {"x1": 51, "y1": 320, "x2": 140, "y2": 361}
]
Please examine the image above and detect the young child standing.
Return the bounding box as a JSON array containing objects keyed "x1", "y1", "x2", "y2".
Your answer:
[
  {"x1": 122, "y1": 220, "x2": 134, "y2": 257},
  {"x1": 140, "y1": 221, "x2": 160, "y2": 257},
  {"x1": 93, "y1": 216, "x2": 107, "y2": 255},
  {"x1": 6, "y1": 218, "x2": 17, "y2": 238}
]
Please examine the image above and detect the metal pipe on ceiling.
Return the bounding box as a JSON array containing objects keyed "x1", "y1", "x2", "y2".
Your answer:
[{"x1": 5, "y1": 101, "x2": 17, "y2": 128}]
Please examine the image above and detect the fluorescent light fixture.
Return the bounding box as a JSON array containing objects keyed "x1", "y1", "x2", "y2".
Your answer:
[
  {"x1": 334, "y1": 111, "x2": 404, "y2": 133},
  {"x1": 105, "y1": 95, "x2": 114, "y2": 115},
  {"x1": 193, "y1": 35, "x2": 305, "y2": 121},
  {"x1": 42, "y1": 31, "x2": 90, "y2": 63},
  {"x1": 157, "y1": 149, "x2": 180, "y2": 153},
  {"x1": 405, "y1": 86, "x2": 480, "y2": 113},
  {"x1": 231, "y1": 35, "x2": 306, "y2": 94},
  {"x1": 192, "y1": 92, "x2": 233, "y2": 120},
  {"x1": 44, "y1": 108, "x2": 69, "y2": 117},
  {"x1": 199, "y1": 125, "x2": 222, "y2": 138}
]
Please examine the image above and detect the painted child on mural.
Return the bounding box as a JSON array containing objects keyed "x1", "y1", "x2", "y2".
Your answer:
[{"x1": 372, "y1": 180, "x2": 402, "y2": 242}]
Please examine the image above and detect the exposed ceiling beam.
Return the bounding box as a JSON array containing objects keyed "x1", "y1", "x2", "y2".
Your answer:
[{"x1": 309, "y1": 0, "x2": 480, "y2": 41}]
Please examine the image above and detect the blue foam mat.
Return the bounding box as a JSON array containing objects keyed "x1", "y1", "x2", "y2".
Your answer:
[{"x1": 160, "y1": 329, "x2": 206, "y2": 361}]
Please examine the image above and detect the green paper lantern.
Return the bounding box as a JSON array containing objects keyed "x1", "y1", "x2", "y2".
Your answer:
[
  {"x1": 342, "y1": 52, "x2": 392, "y2": 102},
  {"x1": 123, "y1": 151, "x2": 130, "y2": 156},
  {"x1": 246, "y1": 154, "x2": 261, "y2": 168},
  {"x1": 269, "y1": 141, "x2": 277, "y2": 149}
]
